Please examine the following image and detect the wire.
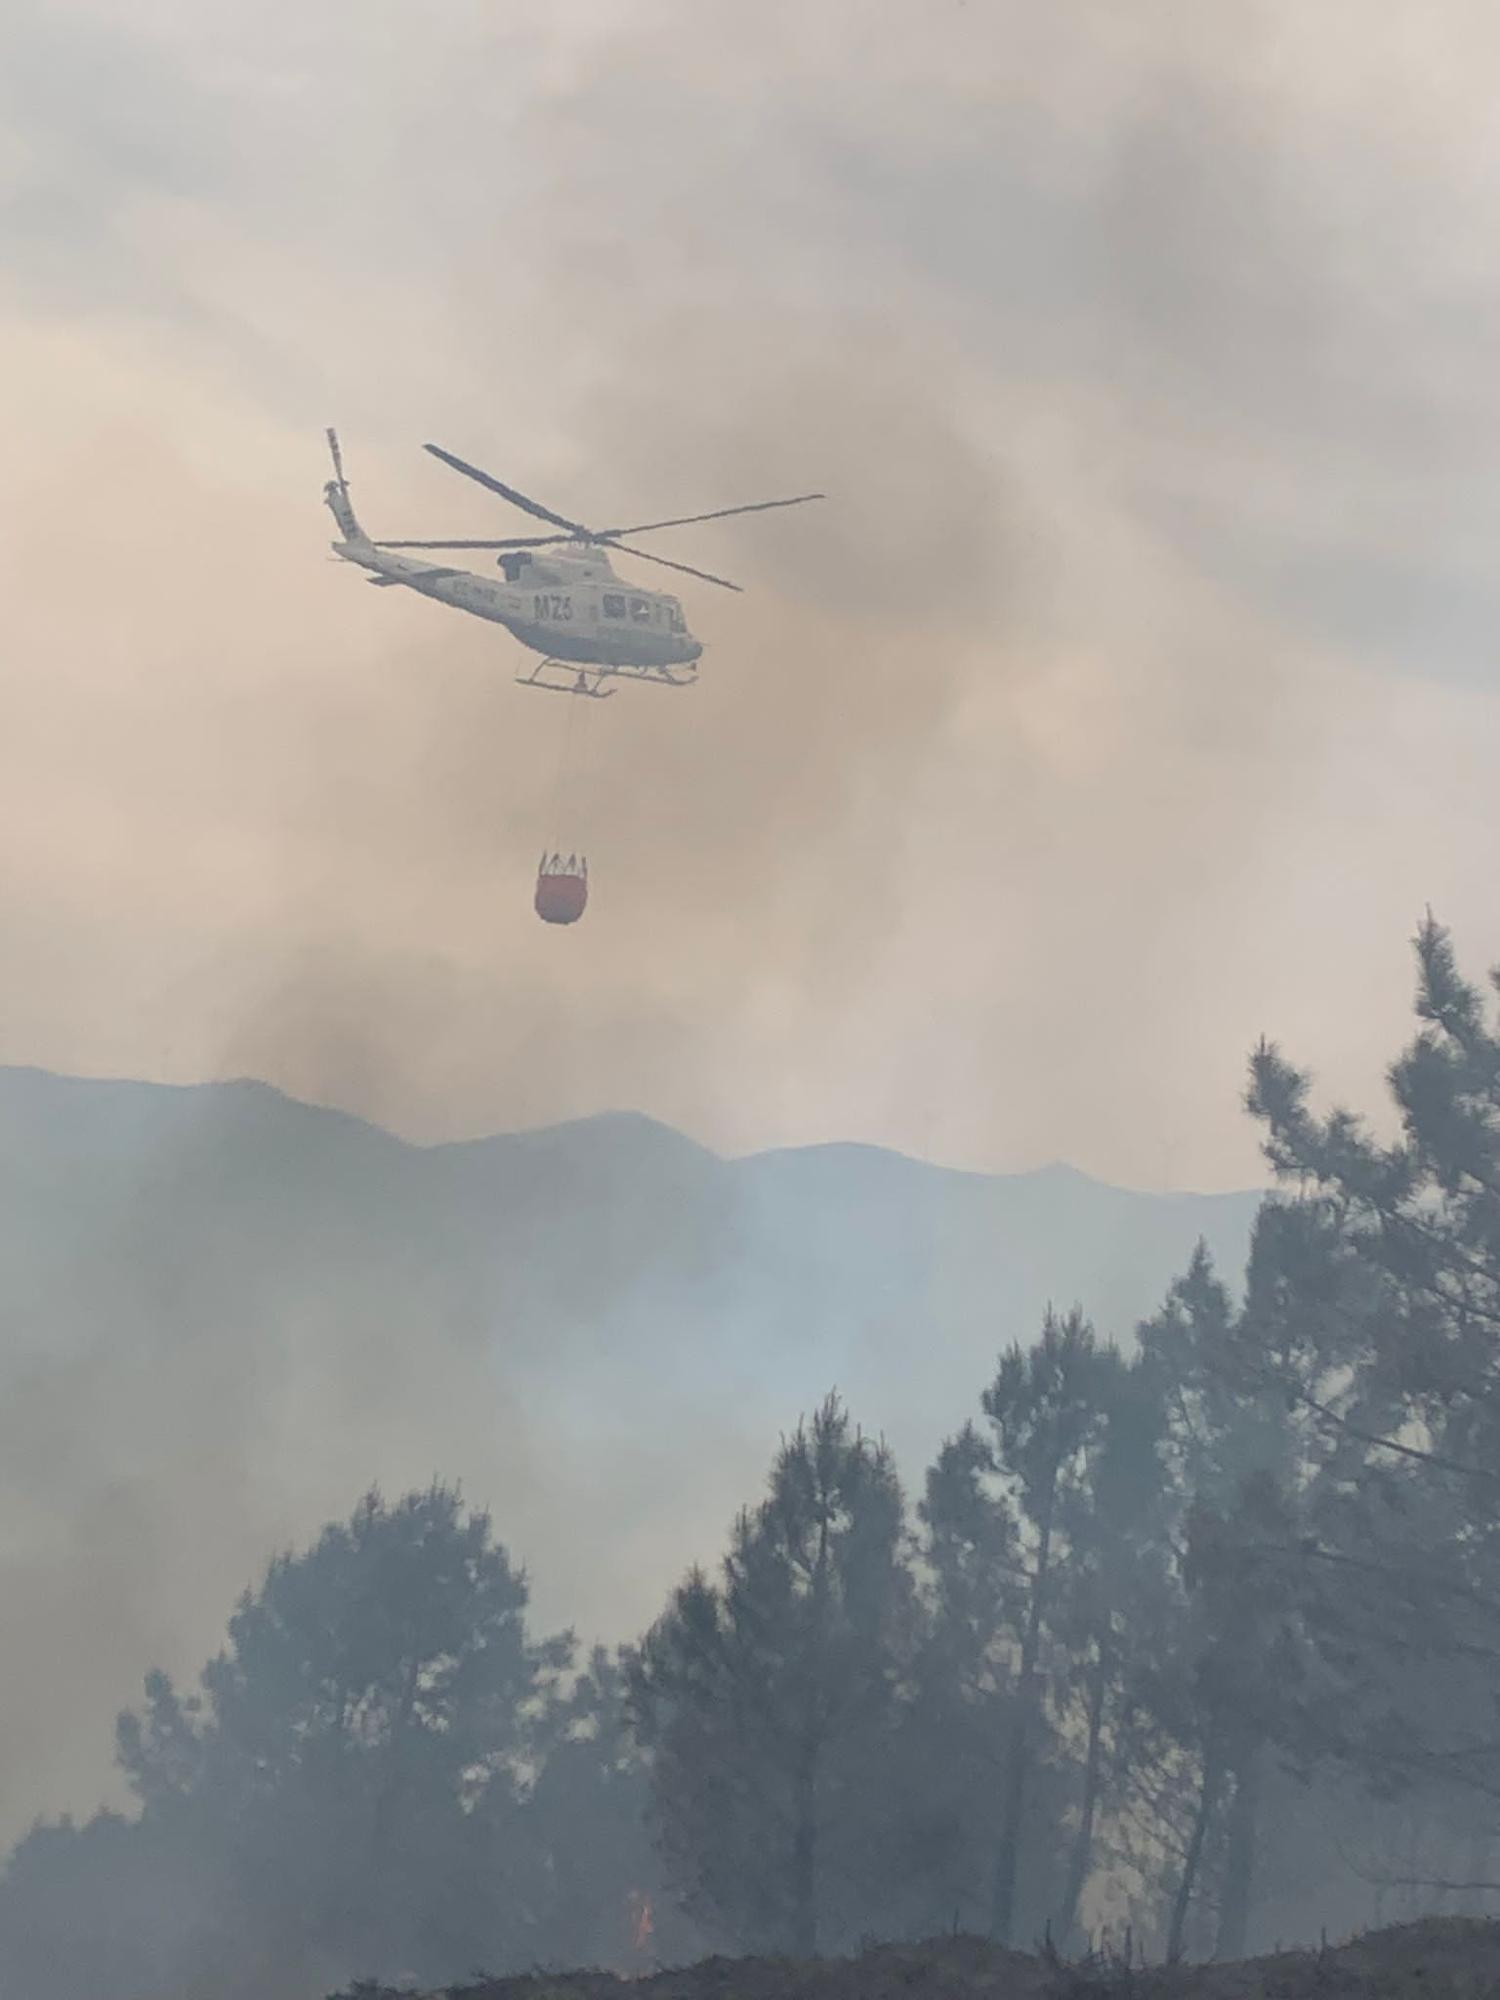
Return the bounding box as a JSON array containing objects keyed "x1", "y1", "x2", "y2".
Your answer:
[{"x1": 544, "y1": 686, "x2": 600, "y2": 861}]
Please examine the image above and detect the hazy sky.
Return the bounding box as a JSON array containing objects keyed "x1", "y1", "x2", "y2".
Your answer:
[{"x1": 5, "y1": 0, "x2": 1500, "y2": 1191}]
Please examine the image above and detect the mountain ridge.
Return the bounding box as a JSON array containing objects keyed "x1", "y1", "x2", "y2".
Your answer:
[{"x1": 0, "y1": 1062, "x2": 1252, "y2": 1199}]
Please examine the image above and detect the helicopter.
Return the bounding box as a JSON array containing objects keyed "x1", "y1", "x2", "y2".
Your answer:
[{"x1": 323, "y1": 430, "x2": 823, "y2": 698}]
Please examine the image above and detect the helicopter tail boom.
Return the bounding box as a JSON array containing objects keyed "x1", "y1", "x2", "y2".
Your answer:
[{"x1": 323, "y1": 428, "x2": 368, "y2": 543}]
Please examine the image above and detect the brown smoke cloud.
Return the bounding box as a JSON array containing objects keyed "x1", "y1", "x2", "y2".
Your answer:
[{"x1": 5, "y1": 1, "x2": 1499, "y2": 1188}]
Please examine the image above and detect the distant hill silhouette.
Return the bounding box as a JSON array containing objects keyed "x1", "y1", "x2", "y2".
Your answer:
[{"x1": 0, "y1": 1065, "x2": 1261, "y2": 1840}]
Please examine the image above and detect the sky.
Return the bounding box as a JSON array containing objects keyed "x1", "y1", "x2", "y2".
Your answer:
[{"x1": 5, "y1": 0, "x2": 1500, "y2": 1193}]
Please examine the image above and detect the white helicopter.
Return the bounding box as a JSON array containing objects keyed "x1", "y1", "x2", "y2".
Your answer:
[{"x1": 323, "y1": 430, "x2": 823, "y2": 699}]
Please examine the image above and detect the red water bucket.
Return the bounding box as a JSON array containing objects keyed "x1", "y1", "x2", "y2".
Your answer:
[{"x1": 535, "y1": 859, "x2": 588, "y2": 925}]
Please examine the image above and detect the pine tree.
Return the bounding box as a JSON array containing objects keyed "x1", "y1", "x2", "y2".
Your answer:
[
  {"x1": 911, "y1": 1422, "x2": 1031, "y2": 1935},
  {"x1": 964, "y1": 1308, "x2": 1116, "y2": 1944},
  {"x1": 1243, "y1": 917, "x2": 1500, "y2": 1815},
  {"x1": 111, "y1": 1485, "x2": 569, "y2": 1990},
  {"x1": 1117, "y1": 1244, "x2": 1318, "y2": 1960},
  {"x1": 628, "y1": 1395, "x2": 917, "y2": 1955},
  {"x1": 1048, "y1": 1349, "x2": 1173, "y2": 1946},
  {"x1": 522, "y1": 1645, "x2": 688, "y2": 1970}
]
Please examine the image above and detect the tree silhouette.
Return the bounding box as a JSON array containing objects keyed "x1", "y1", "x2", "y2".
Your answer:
[
  {"x1": 113, "y1": 1484, "x2": 569, "y2": 1992},
  {"x1": 630, "y1": 1395, "x2": 916, "y2": 1955},
  {"x1": 979, "y1": 1308, "x2": 1114, "y2": 1944}
]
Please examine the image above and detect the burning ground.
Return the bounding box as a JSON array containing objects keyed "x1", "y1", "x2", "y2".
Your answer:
[{"x1": 330, "y1": 1917, "x2": 1500, "y2": 2000}]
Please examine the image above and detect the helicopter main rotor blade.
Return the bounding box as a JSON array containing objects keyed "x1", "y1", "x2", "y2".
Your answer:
[
  {"x1": 605, "y1": 541, "x2": 742, "y2": 591},
  {"x1": 423, "y1": 444, "x2": 589, "y2": 537},
  {"x1": 599, "y1": 492, "x2": 825, "y2": 538},
  {"x1": 374, "y1": 534, "x2": 573, "y2": 549}
]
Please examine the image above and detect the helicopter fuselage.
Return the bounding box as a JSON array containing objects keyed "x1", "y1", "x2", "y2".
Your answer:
[{"x1": 332, "y1": 533, "x2": 703, "y2": 673}]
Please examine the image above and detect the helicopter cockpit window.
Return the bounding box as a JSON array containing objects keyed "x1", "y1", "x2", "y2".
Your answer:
[
  {"x1": 668, "y1": 605, "x2": 685, "y2": 633},
  {"x1": 603, "y1": 593, "x2": 625, "y2": 618},
  {"x1": 630, "y1": 597, "x2": 651, "y2": 623}
]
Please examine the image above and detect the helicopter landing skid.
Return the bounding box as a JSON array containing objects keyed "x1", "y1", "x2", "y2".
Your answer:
[
  {"x1": 516, "y1": 661, "x2": 616, "y2": 700},
  {"x1": 516, "y1": 658, "x2": 698, "y2": 700}
]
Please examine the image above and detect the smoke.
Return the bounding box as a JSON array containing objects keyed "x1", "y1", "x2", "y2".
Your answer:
[
  {"x1": 0, "y1": 1061, "x2": 1263, "y2": 1851},
  {"x1": 5, "y1": 2, "x2": 1499, "y2": 1189},
  {"x1": 4, "y1": 0, "x2": 1500, "y2": 1886}
]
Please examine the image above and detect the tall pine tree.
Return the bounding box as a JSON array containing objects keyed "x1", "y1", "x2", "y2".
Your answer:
[{"x1": 629, "y1": 1396, "x2": 918, "y2": 1955}]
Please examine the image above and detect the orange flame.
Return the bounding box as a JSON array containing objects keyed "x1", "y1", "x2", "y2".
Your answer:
[{"x1": 629, "y1": 1890, "x2": 654, "y2": 1955}]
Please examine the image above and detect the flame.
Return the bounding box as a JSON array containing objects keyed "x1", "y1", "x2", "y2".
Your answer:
[{"x1": 629, "y1": 1890, "x2": 654, "y2": 1955}]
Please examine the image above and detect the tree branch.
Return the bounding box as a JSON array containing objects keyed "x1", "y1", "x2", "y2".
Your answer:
[{"x1": 1288, "y1": 1384, "x2": 1500, "y2": 1485}]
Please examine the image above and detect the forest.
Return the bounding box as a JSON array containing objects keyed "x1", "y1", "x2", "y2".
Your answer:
[{"x1": 4, "y1": 917, "x2": 1499, "y2": 2000}]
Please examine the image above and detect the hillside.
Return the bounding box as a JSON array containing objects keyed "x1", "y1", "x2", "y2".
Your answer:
[
  {"x1": 0, "y1": 1066, "x2": 1260, "y2": 1845},
  {"x1": 330, "y1": 1919, "x2": 1500, "y2": 2000}
]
